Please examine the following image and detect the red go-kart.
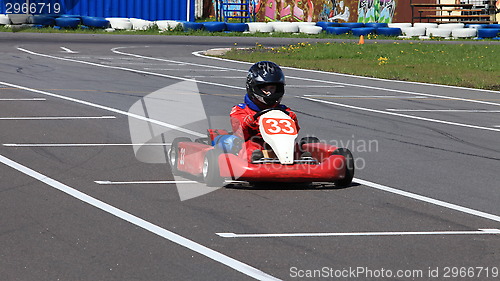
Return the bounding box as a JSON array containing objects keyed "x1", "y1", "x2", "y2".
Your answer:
[{"x1": 168, "y1": 108, "x2": 354, "y2": 187}]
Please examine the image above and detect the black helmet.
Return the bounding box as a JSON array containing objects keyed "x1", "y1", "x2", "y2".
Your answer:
[{"x1": 246, "y1": 61, "x2": 285, "y2": 107}]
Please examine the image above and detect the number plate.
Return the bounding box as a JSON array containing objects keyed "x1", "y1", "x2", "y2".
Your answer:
[{"x1": 262, "y1": 118, "x2": 297, "y2": 135}]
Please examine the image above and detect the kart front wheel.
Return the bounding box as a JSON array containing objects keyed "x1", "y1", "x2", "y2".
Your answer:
[
  {"x1": 299, "y1": 136, "x2": 320, "y2": 150},
  {"x1": 202, "y1": 149, "x2": 224, "y2": 187},
  {"x1": 332, "y1": 148, "x2": 354, "y2": 187},
  {"x1": 169, "y1": 137, "x2": 191, "y2": 176}
]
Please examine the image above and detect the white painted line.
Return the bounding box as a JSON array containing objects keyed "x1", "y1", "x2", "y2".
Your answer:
[
  {"x1": 0, "y1": 81, "x2": 205, "y2": 138},
  {"x1": 184, "y1": 76, "x2": 243, "y2": 78},
  {"x1": 17, "y1": 48, "x2": 243, "y2": 92},
  {"x1": 303, "y1": 95, "x2": 426, "y2": 98},
  {"x1": 112, "y1": 47, "x2": 234, "y2": 71},
  {"x1": 95, "y1": 180, "x2": 198, "y2": 185},
  {"x1": 144, "y1": 68, "x2": 229, "y2": 71},
  {"x1": 303, "y1": 97, "x2": 500, "y2": 133},
  {"x1": 287, "y1": 85, "x2": 344, "y2": 88},
  {"x1": 193, "y1": 50, "x2": 500, "y2": 95},
  {"x1": 20, "y1": 46, "x2": 500, "y2": 113},
  {"x1": 217, "y1": 229, "x2": 500, "y2": 238},
  {"x1": 3, "y1": 143, "x2": 170, "y2": 147},
  {"x1": 0, "y1": 154, "x2": 279, "y2": 281},
  {"x1": 387, "y1": 109, "x2": 500, "y2": 113},
  {"x1": 101, "y1": 62, "x2": 170, "y2": 65},
  {"x1": 355, "y1": 178, "x2": 500, "y2": 223},
  {"x1": 116, "y1": 47, "x2": 500, "y2": 108},
  {"x1": 14, "y1": 47, "x2": 498, "y2": 136},
  {"x1": 0, "y1": 98, "x2": 46, "y2": 101},
  {"x1": 0, "y1": 116, "x2": 116, "y2": 120},
  {"x1": 60, "y1": 47, "x2": 78, "y2": 54}
]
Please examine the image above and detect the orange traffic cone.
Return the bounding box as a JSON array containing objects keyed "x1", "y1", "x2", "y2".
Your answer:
[{"x1": 358, "y1": 35, "x2": 365, "y2": 45}]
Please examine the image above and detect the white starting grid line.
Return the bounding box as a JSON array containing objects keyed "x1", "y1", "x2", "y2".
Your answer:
[
  {"x1": 287, "y1": 85, "x2": 345, "y2": 88},
  {"x1": 143, "y1": 68, "x2": 230, "y2": 71},
  {"x1": 3, "y1": 143, "x2": 170, "y2": 147},
  {"x1": 0, "y1": 116, "x2": 116, "y2": 120},
  {"x1": 95, "y1": 180, "x2": 198, "y2": 185},
  {"x1": 303, "y1": 97, "x2": 500, "y2": 133},
  {"x1": 387, "y1": 109, "x2": 500, "y2": 113},
  {"x1": 303, "y1": 95, "x2": 427, "y2": 98},
  {"x1": 60, "y1": 47, "x2": 78, "y2": 54},
  {"x1": 0, "y1": 154, "x2": 279, "y2": 281},
  {"x1": 0, "y1": 98, "x2": 46, "y2": 101},
  {"x1": 217, "y1": 229, "x2": 500, "y2": 238},
  {"x1": 184, "y1": 76, "x2": 243, "y2": 78}
]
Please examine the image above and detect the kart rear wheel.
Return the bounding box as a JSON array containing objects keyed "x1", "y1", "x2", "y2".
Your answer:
[
  {"x1": 202, "y1": 149, "x2": 224, "y2": 187},
  {"x1": 332, "y1": 148, "x2": 354, "y2": 187},
  {"x1": 169, "y1": 137, "x2": 191, "y2": 175}
]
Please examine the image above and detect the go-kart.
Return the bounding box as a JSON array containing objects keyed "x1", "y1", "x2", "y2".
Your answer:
[{"x1": 168, "y1": 108, "x2": 354, "y2": 187}]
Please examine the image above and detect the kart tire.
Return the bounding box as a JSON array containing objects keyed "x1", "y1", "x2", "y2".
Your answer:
[
  {"x1": 28, "y1": 15, "x2": 56, "y2": 26},
  {"x1": 299, "y1": 136, "x2": 320, "y2": 151},
  {"x1": 0, "y1": 14, "x2": 11, "y2": 25},
  {"x1": 477, "y1": 28, "x2": 500, "y2": 38},
  {"x1": 226, "y1": 23, "x2": 248, "y2": 32},
  {"x1": 325, "y1": 27, "x2": 351, "y2": 35},
  {"x1": 376, "y1": 27, "x2": 402, "y2": 36},
  {"x1": 203, "y1": 22, "x2": 226, "y2": 32},
  {"x1": 339, "y1": 22, "x2": 364, "y2": 28},
  {"x1": 250, "y1": 22, "x2": 274, "y2": 33},
  {"x1": 203, "y1": 149, "x2": 224, "y2": 187},
  {"x1": 55, "y1": 17, "x2": 81, "y2": 28},
  {"x1": 316, "y1": 22, "x2": 339, "y2": 30},
  {"x1": 82, "y1": 16, "x2": 110, "y2": 29},
  {"x1": 364, "y1": 22, "x2": 388, "y2": 28},
  {"x1": 332, "y1": 148, "x2": 354, "y2": 187},
  {"x1": 183, "y1": 22, "x2": 204, "y2": 32},
  {"x1": 300, "y1": 25, "x2": 323, "y2": 35},
  {"x1": 352, "y1": 27, "x2": 375, "y2": 36},
  {"x1": 169, "y1": 137, "x2": 191, "y2": 175}
]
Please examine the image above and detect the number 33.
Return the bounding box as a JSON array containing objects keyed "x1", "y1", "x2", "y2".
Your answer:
[{"x1": 263, "y1": 118, "x2": 297, "y2": 135}]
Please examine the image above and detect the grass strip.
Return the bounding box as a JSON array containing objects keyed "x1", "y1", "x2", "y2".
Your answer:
[{"x1": 219, "y1": 42, "x2": 500, "y2": 91}]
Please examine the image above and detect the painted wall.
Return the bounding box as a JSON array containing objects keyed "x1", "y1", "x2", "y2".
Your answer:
[
  {"x1": 0, "y1": 0, "x2": 195, "y2": 21},
  {"x1": 357, "y1": 0, "x2": 396, "y2": 23},
  {"x1": 215, "y1": 0, "x2": 403, "y2": 23}
]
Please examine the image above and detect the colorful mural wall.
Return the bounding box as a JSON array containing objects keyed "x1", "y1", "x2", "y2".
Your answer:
[
  {"x1": 357, "y1": 0, "x2": 396, "y2": 23},
  {"x1": 214, "y1": 0, "x2": 398, "y2": 23}
]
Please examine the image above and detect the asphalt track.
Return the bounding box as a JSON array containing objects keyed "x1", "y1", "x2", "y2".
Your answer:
[{"x1": 0, "y1": 33, "x2": 499, "y2": 280}]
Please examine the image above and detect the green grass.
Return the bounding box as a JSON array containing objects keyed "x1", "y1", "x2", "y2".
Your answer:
[{"x1": 220, "y1": 42, "x2": 500, "y2": 91}]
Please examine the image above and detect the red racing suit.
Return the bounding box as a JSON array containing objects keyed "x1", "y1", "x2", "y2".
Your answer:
[{"x1": 230, "y1": 94, "x2": 300, "y2": 159}]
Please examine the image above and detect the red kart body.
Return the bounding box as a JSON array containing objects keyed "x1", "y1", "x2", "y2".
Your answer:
[{"x1": 175, "y1": 141, "x2": 348, "y2": 183}]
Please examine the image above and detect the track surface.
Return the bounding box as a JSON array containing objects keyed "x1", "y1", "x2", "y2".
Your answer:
[{"x1": 1, "y1": 33, "x2": 499, "y2": 280}]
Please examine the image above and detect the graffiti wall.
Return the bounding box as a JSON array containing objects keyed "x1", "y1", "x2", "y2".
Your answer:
[
  {"x1": 357, "y1": 0, "x2": 396, "y2": 23},
  {"x1": 213, "y1": 0, "x2": 399, "y2": 23}
]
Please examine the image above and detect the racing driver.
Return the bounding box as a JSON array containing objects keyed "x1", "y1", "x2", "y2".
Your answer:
[{"x1": 230, "y1": 61, "x2": 300, "y2": 161}]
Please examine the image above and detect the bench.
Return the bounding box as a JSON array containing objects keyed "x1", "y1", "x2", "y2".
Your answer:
[{"x1": 410, "y1": 2, "x2": 497, "y2": 24}]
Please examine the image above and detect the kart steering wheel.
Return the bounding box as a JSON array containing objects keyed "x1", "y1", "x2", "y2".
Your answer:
[{"x1": 253, "y1": 107, "x2": 290, "y2": 120}]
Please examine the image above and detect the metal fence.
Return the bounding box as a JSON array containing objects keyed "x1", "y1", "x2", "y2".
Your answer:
[{"x1": 0, "y1": 0, "x2": 195, "y2": 21}]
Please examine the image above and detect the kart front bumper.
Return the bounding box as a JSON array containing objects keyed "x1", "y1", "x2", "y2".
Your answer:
[{"x1": 218, "y1": 154, "x2": 347, "y2": 183}]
